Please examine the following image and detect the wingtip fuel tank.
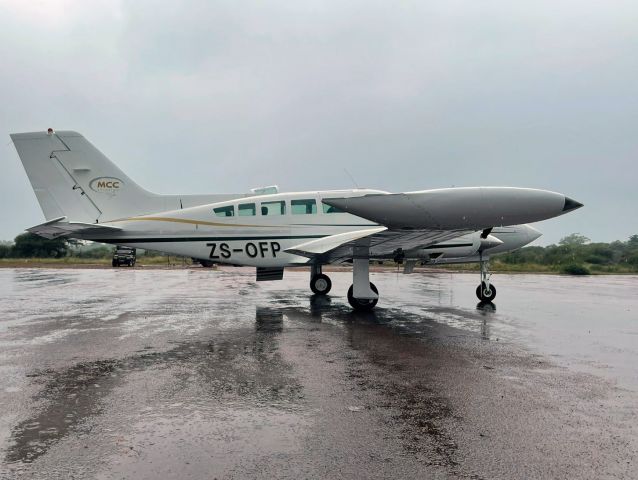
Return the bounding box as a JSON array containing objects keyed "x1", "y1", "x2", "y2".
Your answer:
[{"x1": 323, "y1": 187, "x2": 582, "y2": 230}]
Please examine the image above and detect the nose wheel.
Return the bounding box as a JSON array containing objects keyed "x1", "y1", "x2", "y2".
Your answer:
[
  {"x1": 476, "y1": 282, "x2": 496, "y2": 302},
  {"x1": 310, "y1": 273, "x2": 332, "y2": 295}
]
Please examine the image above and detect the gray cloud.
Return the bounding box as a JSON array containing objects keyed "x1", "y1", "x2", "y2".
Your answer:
[{"x1": 2, "y1": 0, "x2": 637, "y2": 244}]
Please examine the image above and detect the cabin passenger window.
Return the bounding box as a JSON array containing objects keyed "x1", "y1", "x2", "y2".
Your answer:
[
  {"x1": 238, "y1": 203, "x2": 256, "y2": 216},
  {"x1": 213, "y1": 205, "x2": 234, "y2": 217},
  {"x1": 260, "y1": 200, "x2": 286, "y2": 216},
  {"x1": 291, "y1": 199, "x2": 317, "y2": 215},
  {"x1": 321, "y1": 201, "x2": 344, "y2": 214}
]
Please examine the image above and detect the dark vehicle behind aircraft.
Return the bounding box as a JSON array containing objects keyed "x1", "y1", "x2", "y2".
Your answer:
[{"x1": 112, "y1": 246, "x2": 136, "y2": 267}]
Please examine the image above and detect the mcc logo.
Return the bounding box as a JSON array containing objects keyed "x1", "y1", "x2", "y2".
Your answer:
[{"x1": 89, "y1": 177, "x2": 124, "y2": 193}]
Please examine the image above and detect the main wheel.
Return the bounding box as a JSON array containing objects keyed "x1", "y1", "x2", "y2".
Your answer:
[
  {"x1": 112, "y1": 260, "x2": 118, "y2": 267},
  {"x1": 476, "y1": 282, "x2": 496, "y2": 302},
  {"x1": 310, "y1": 274, "x2": 332, "y2": 295},
  {"x1": 347, "y1": 282, "x2": 379, "y2": 311}
]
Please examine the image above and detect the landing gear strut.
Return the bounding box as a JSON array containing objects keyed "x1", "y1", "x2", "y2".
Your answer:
[
  {"x1": 476, "y1": 253, "x2": 496, "y2": 302},
  {"x1": 347, "y1": 242, "x2": 380, "y2": 311},
  {"x1": 310, "y1": 264, "x2": 332, "y2": 295}
]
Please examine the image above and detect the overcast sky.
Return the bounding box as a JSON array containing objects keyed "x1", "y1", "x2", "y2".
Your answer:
[{"x1": 1, "y1": 0, "x2": 636, "y2": 244}]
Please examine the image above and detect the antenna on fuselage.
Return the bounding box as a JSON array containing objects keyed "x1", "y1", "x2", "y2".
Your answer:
[{"x1": 343, "y1": 168, "x2": 359, "y2": 189}]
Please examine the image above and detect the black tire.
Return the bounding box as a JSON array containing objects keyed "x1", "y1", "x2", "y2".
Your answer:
[
  {"x1": 200, "y1": 260, "x2": 215, "y2": 268},
  {"x1": 347, "y1": 282, "x2": 379, "y2": 311},
  {"x1": 310, "y1": 274, "x2": 332, "y2": 295},
  {"x1": 112, "y1": 260, "x2": 118, "y2": 267},
  {"x1": 476, "y1": 282, "x2": 496, "y2": 302}
]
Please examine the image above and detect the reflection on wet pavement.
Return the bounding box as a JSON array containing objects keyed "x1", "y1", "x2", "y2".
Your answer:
[
  {"x1": 0, "y1": 268, "x2": 636, "y2": 479},
  {"x1": 5, "y1": 309, "x2": 303, "y2": 467}
]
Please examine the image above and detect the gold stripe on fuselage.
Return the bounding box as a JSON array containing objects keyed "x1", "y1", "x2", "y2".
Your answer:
[{"x1": 109, "y1": 216, "x2": 283, "y2": 228}]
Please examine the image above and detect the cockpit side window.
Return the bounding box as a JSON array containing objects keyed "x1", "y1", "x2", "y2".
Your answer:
[
  {"x1": 213, "y1": 205, "x2": 234, "y2": 217},
  {"x1": 291, "y1": 199, "x2": 317, "y2": 215}
]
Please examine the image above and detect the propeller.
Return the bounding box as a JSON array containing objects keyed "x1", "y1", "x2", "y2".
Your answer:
[{"x1": 480, "y1": 227, "x2": 493, "y2": 239}]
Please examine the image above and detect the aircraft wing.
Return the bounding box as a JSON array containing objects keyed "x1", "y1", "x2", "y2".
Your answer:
[
  {"x1": 289, "y1": 186, "x2": 583, "y2": 264},
  {"x1": 286, "y1": 227, "x2": 472, "y2": 264},
  {"x1": 285, "y1": 227, "x2": 387, "y2": 258},
  {"x1": 27, "y1": 216, "x2": 122, "y2": 239}
]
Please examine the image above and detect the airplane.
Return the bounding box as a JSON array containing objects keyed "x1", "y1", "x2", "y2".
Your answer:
[{"x1": 10, "y1": 129, "x2": 583, "y2": 310}]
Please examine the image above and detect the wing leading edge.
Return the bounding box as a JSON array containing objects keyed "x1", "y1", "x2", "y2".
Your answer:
[{"x1": 286, "y1": 227, "x2": 473, "y2": 264}]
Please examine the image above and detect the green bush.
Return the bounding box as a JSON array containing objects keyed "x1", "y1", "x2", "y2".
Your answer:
[
  {"x1": 585, "y1": 255, "x2": 608, "y2": 265},
  {"x1": 0, "y1": 244, "x2": 11, "y2": 258},
  {"x1": 561, "y1": 264, "x2": 591, "y2": 275},
  {"x1": 11, "y1": 233, "x2": 68, "y2": 258}
]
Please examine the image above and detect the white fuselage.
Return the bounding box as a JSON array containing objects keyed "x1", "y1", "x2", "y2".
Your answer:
[
  {"x1": 83, "y1": 189, "x2": 538, "y2": 266},
  {"x1": 91, "y1": 189, "x2": 385, "y2": 267}
]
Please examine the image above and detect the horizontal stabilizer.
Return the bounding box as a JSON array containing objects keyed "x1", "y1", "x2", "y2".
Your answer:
[
  {"x1": 285, "y1": 227, "x2": 387, "y2": 258},
  {"x1": 27, "y1": 217, "x2": 121, "y2": 239}
]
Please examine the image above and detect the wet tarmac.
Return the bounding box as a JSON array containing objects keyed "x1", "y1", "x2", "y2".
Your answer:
[{"x1": 0, "y1": 268, "x2": 636, "y2": 479}]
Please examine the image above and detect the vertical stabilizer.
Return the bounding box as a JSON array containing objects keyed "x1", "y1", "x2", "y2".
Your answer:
[
  {"x1": 11, "y1": 131, "x2": 158, "y2": 223},
  {"x1": 11, "y1": 130, "x2": 160, "y2": 223},
  {"x1": 11, "y1": 130, "x2": 247, "y2": 223}
]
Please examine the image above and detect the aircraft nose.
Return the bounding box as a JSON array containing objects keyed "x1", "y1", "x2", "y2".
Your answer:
[
  {"x1": 525, "y1": 224, "x2": 542, "y2": 243},
  {"x1": 563, "y1": 197, "x2": 584, "y2": 212}
]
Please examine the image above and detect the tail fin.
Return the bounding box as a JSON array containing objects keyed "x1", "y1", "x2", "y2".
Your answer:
[
  {"x1": 10, "y1": 130, "x2": 159, "y2": 223},
  {"x1": 11, "y1": 130, "x2": 239, "y2": 223}
]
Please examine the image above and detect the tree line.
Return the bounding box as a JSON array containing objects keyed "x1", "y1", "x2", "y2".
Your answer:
[
  {"x1": 0, "y1": 233, "x2": 113, "y2": 259},
  {"x1": 495, "y1": 233, "x2": 638, "y2": 274},
  {"x1": 0, "y1": 233, "x2": 171, "y2": 259}
]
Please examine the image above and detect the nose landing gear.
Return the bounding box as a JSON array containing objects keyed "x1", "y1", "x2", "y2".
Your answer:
[
  {"x1": 476, "y1": 282, "x2": 496, "y2": 302},
  {"x1": 476, "y1": 253, "x2": 496, "y2": 302}
]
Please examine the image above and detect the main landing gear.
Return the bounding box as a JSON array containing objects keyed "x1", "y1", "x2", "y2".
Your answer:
[
  {"x1": 348, "y1": 242, "x2": 379, "y2": 311},
  {"x1": 476, "y1": 253, "x2": 496, "y2": 302},
  {"x1": 310, "y1": 264, "x2": 332, "y2": 295},
  {"x1": 310, "y1": 242, "x2": 380, "y2": 311},
  {"x1": 347, "y1": 282, "x2": 378, "y2": 311}
]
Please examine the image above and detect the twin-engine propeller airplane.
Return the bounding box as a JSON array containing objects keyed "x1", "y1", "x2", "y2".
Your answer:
[{"x1": 11, "y1": 129, "x2": 583, "y2": 310}]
